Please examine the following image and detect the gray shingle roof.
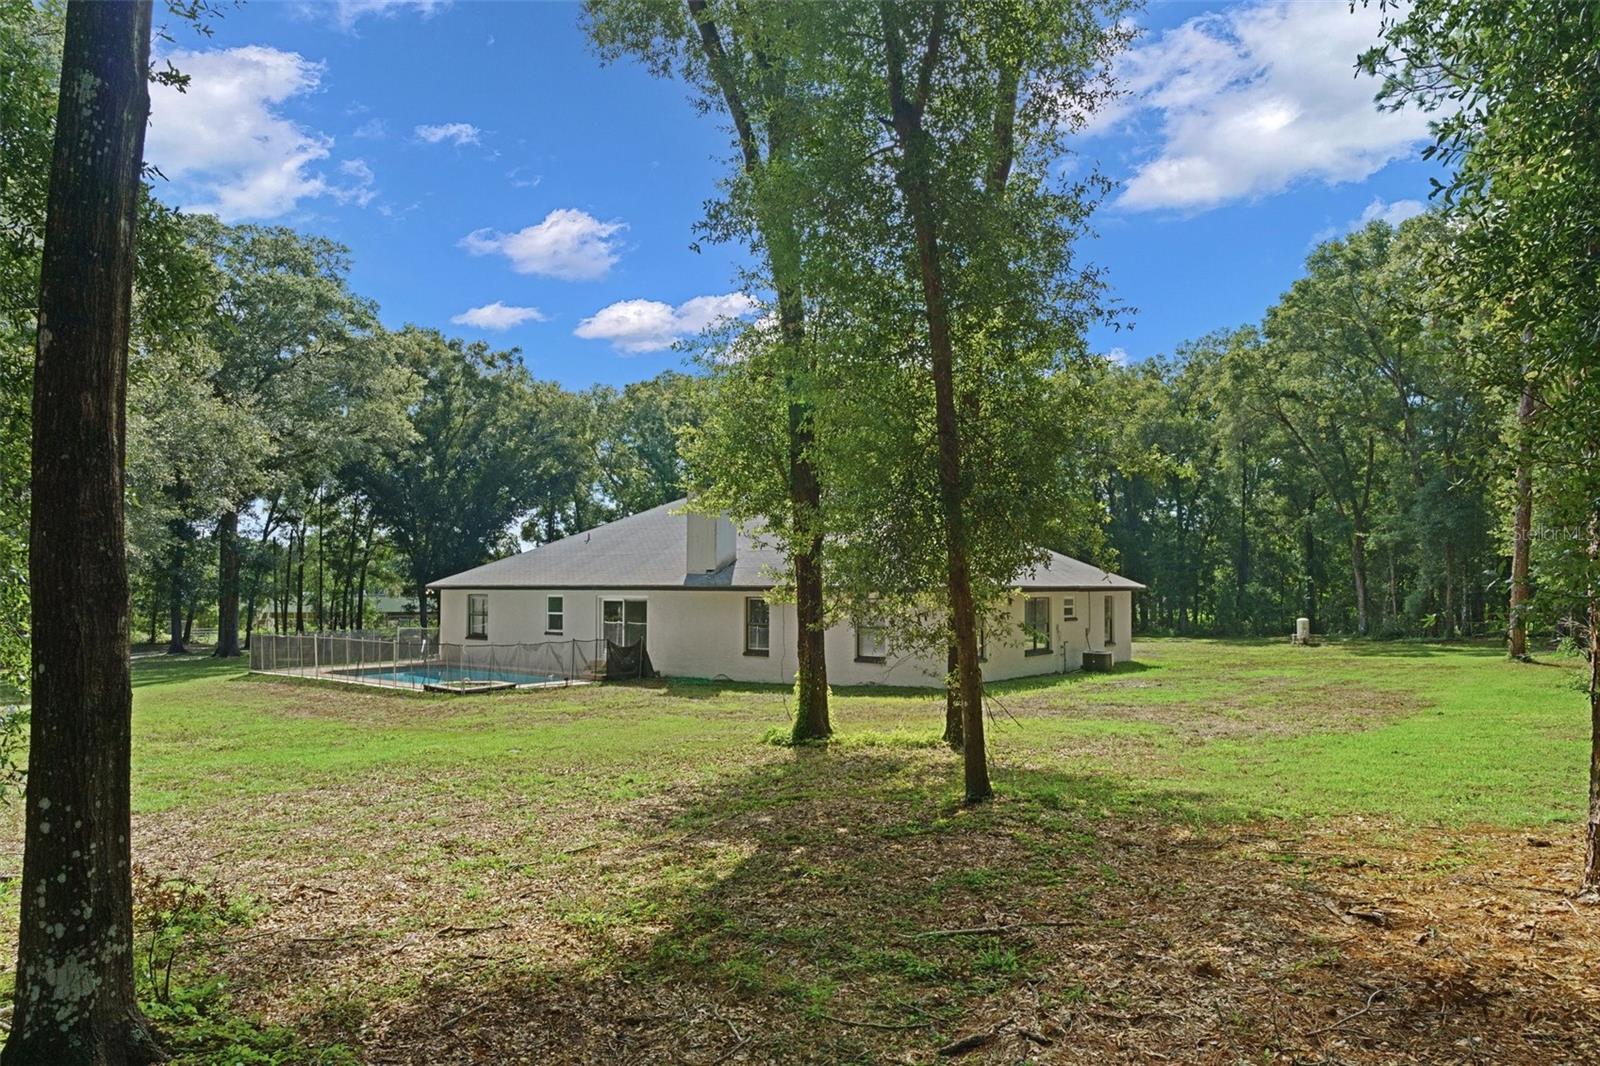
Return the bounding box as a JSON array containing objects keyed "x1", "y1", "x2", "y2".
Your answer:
[{"x1": 428, "y1": 499, "x2": 1143, "y2": 592}]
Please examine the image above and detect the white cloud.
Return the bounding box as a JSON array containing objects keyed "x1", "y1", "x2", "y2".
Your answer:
[
  {"x1": 352, "y1": 117, "x2": 387, "y2": 139},
  {"x1": 415, "y1": 122, "x2": 481, "y2": 146},
  {"x1": 1309, "y1": 195, "x2": 1428, "y2": 246},
  {"x1": 333, "y1": 159, "x2": 377, "y2": 207},
  {"x1": 1355, "y1": 196, "x2": 1425, "y2": 227},
  {"x1": 1098, "y1": 2, "x2": 1432, "y2": 212},
  {"x1": 450, "y1": 302, "x2": 547, "y2": 331},
  {"x1": 328, "y1": 0, "x2": 448, "y2": 32},
  {"x1": 461, "y1": 209, "x2": 627, "y2": 281},
  {"x1": 575, "y1": 293, "x2": 757, "y2": 353},
  {"x1": 147, "y1": 46, "x2": 373, "y2": 221},
  {"x1": 1105, "y1": 346, "x2": 1130, "y2": 366}
]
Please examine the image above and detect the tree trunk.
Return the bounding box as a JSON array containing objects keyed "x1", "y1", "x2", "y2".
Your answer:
[
  {"x1": 684, "y1": 0, "x2": 830, "y2": 741},
  {"x1": 342, "y1": 505, "x2": 361, "y2": 629},
  {"x1": 214, "y1": 507, "x2": 240, "y2": 656},
  {"x1": 882, "y1": 3, "x2": 989, "y2": 803},
  {"x1": 943, "y1": 639, "x2": 963, "y2": 750},
  {"x1": 1509, "y1": 381, "x2": 1535, "y2": 659},
  {"x1": 790, "y1": 518, "x2": 831, "y2": 741},
  {"x1": 4, "y1": 3, "x2": 159, "y2": 1062},
  {"x1": 181, "y1": 600, "x2": 195, "y2": 645},
  {"x1": 785, "y1": 331, "x2": 829, "y2": 741},
  {"x1": 315, "y1": 489, "x2": 325, "y2": 631},
  {"x1": 1303, "y1": 504, "x2": 1318, "y2": 631},
  {"x1": 1236, "y1": 461, "x2": 1250, "y2": 630},
  {"x1": 1350, "y1": 530, "x2": 1370, "y2": 636},
  {"x1": 354, "y1": 516, "x2": 375, "y2": 631},
  {"x1": 166, "y1": 534, "x2": 185, "y2": 655},
  {"x1": 277, "y1": 539, "x2": 289, "y2": 633},
  {"x1": 243, "y1": 501, "x2": 277, "y2": 650},
  {"x1": 1388, "y1": 550, "x2": 1399, "y2": 621},
  {"x1": 282, "y1": 534, "x2": 295, "y2": 633},
  {"x1": 1443, "y1": 540, "x2": 1457, "y2": 638},
  {"x1": 415, "y1": 566, "x2": 431, "y2": 631},
  {"x1": 294, "y1": 523, "x2": 306, "y2": 633},
  {"x1": 1582, "y1": 506, "x2": 1600, "y2": 898},
  {"x1": 242, "y1": 564, "x2": 259, "y2": 650},
  {"x1": 145, "y1": 573, "x2": 159, "y2": 644}
]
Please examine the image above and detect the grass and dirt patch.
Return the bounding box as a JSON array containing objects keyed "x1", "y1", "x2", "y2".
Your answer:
[{"x1": 2, "y1": 637, "x2": 1597, "y2": 1062}]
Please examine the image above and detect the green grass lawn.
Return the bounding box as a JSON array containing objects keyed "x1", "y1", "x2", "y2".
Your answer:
[
  {"x1": 4, "y1": 636, "x2": 1595, "y2": 1064},
  {"x1": 132, "y1": 636, "x2": 1588, "y2": 827}
]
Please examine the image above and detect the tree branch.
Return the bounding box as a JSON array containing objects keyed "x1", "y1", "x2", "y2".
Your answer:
[{"x1": 685, "y1": 0, "x2": 762, "y2": 172}]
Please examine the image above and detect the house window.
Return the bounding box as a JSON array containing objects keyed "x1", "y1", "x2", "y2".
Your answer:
[
  {"x1": 466, "y1": 594, "x2": 488, "y2": 640},
  {"x1": 1104, "y1": 595, "x2": 1115, "y2": 646},
  {"x1": 745, "y1": 598, "x2": 770, "y2": 656},
  {"x1": 1062, "y1": 597, "x2": 1077, "y2": 622},
  {"x1": 546, "y1": 595, "x2": 564, "y2": 635},
  {"x1": 602, "y1": 598, "x2": 648, "y2": 647},
  {"x1": 855, "y1": 621, "x2": 889, "y2": 663},
  {"x1": 1024, "y1": 596, "x2": 1051, "y2": 654}
]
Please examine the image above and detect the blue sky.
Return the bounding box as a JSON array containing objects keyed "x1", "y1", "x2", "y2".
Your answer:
[{"x1": 145, "y1": 0, "x2": 1441, "y2": 389}]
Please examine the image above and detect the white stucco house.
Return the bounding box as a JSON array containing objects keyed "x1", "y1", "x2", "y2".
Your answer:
[{"x1": 428, "y1": 499, "x2": 1141, "y2": 687}]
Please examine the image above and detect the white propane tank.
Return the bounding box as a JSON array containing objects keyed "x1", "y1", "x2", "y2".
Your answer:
[{"x1": 1295, "y1": 617, "x2": 1311, "y2": 644}]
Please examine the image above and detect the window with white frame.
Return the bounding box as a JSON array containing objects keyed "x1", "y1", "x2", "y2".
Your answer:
[
  {"x1": 745, "y1": 597, "x2": 770, "y2": 655},
  {"x1": 1023, "y1": 596, "x2": 1051, "y2": 653},
  {"x1": 855, "y1": 621, "x2": 889, "y2": 663},
  {"x1": 546, "y1": 595, "x2": 564, "y2": 634},
  {"x1": 466, "y1": 594, "x2": 488, "y2": 640},
  {"x1": 1062, "y1": 596, "x2": 1077, "y2": 621}
]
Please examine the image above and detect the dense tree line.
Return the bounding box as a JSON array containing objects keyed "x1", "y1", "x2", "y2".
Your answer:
[
  {"x1": 122, "y1": 284, "x2": 708, "y2": 644},
  {"x1": 1095, "y1": 216, "x2": 1508, "y2": 641}
]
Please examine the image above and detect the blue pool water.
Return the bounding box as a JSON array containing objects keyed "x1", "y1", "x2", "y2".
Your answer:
[{"x1": 344, "y1": 665, "x2": 564, "y2": 687}]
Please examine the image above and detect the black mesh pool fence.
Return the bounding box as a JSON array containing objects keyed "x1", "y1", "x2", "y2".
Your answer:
[{"x1": 247, "y1": 631, "x2": 651, "y2": 690}]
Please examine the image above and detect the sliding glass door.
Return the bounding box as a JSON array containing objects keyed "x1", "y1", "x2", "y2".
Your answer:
[{"x1": 601, "y1": 598, "x2": 648, "y2": 647}]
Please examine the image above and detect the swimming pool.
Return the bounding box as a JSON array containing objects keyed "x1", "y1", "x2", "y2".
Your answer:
[{"x1": 341, "y1": 664, "x2": 565, "y2": 688}]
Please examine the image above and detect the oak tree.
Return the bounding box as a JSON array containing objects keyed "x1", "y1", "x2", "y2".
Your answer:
[{"x1": 4, "y1": 2, "x2": 161, "y2": 1061}]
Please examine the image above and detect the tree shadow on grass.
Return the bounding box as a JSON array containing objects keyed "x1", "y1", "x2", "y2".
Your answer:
[
  {"x1": 986, "y1": 660, "x2": 1158, "y2": 700},
  {"x1": 196, "y1": 739, "x2": 1600, "y2": 1065},
  {"x1": 130, "y1": 653, "x2": 246, "y2": 689},
  {"x1": 630, "y1": 666, "x2": 1162, "y2": 706},
  {"x1": 1338, "y1": 639, "x2": 1505, "y2": 660}
]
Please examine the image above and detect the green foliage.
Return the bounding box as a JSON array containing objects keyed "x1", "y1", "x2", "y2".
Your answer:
[
  {"x1": 142, "y1": 978, "x2": 358, "y2": 1066},
  {"x1": 1107, "y1": 216, "x2": 1502, "y2": 639},
  {"x1": 671, "y1": 0, "x2": 1135, "y2": 658},
  {"x1": 523, "y1": 370, "x2": 708, "y2": 542},
  {"x1": 1363, "y1": 0, "x2": 1600, "y2": 636},
  {"x1": 0, "y1": 0, "x2": 59, "y2": 700},
  {"x1": 126, "y1": 865, "x2": 354, "y2": 1064},
  {"x1": 351, "y1": 327, "x2": 575, "y2": 604},
  {"x1": 131, "y1": 867, "x2": 258, "y2": 1005}
]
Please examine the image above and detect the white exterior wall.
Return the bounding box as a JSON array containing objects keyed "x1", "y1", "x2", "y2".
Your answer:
[{"x1": 437, "y1": 586, "x2": 1134, "y2": 688}]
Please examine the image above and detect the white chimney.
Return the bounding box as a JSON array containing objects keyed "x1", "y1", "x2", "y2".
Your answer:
[{"x1": 686, "y1": 511, "x2": 736, "y2": 574}]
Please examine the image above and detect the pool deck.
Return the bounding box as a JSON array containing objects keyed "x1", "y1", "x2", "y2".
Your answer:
[
  {"x1": 422, "y1": 679, "x2": 519, "y2": 694},
  {"x1": 251, "y1": 662, "x2": 600, "y2": 692}
]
